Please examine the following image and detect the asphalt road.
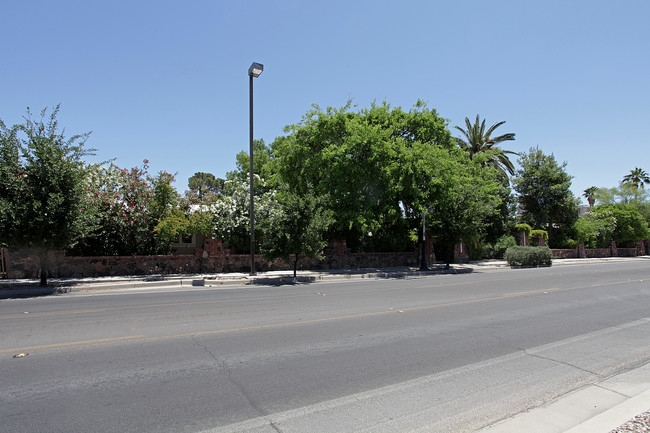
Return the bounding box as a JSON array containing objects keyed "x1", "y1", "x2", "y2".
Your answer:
[{"x1": 2, "y1": 260, "x2": 650, "y2": 432}]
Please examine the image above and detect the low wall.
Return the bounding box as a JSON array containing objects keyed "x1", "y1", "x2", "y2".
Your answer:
[
  {"x1": 584, "y1": 248, "x2": 611, "y2": 258},
  {"x1": 550, "y1": 249, "x2": 580, "y2": 259},
  {"x1": 551, "y1": 240, "x2": 649, "y2": 259},
  {"x1": 4, "y1": 249, "x2": 421, "y2": 279}
]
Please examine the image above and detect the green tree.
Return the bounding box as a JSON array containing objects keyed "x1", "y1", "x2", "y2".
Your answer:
[
  {"x1": 583, "y1": 186, "x2": 599, "y2": 208},
  {"x1": 269, "y1": 100, "x2": 454, "y2": 252},
  {"x1": 622, "y1": 167, "x2": 650, "y2": 200},
  {"x1": 512, "y1": 147, "x2": 579, "y2": 247},
  {"x1": 594, "y1": 204, "x2": 649, "y2": 247},
  {"x1": 154, "y1": 209, "x2": 213, "y2": 248},
  {"x1": 406, "y1": 146, "x2": 504, "y2": 265},
  {"x1": 595, "y1": 182, "x2": 643, "y2": 206},
  {"x1": 454, "y1": 115, "x2": 517, "y2": 176},
  {"x1": 259, "y1": 186, "x2": 334, "y2": 279},
  {"x1": 0, "y1": 106, "x2": 93, "y2": 285},
  {"x1": 151, "y1": 170, "x2": 180, "y2": 222},
  {"x1": 72, "y1": 160, "x2": 178, "y2": 256},
  {"x1": 574, "y1": 210, "x2": 617, "y2": 248},
  {"x1": 227, "y1": 139, "x2": 274, "y2": 193},
  {"x1": 622, "y1": 167, "x2": 650, "y2": 190},
  {"x1": 188, "y1": 172, "x2": 225, "y2": 199}
]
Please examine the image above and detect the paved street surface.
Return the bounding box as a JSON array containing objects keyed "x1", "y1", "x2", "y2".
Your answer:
[{"x1": 1, "y1": 259, "x2": 650, "y2": 432}]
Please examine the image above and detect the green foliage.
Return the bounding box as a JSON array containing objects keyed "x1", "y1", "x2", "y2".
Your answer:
[
  {"x1": 482, "y1": 181, "x2": 517, "y2": 246},
  {"x1": 596, "y1": 204, "x2": 649, "y2": 246},
  {"x1": 563, "y1": 239, "x2": 579, "y2": 249},
  {"x1": 0, "y1": 105, "x2": 94, "y2": 284},
  {"x1": 209, "y1": 176, "x2": 278, "y2": 252},
  {"x1": 71, "y1": 161, "x2": 177, "y2": 256},
  {"x1": 187, "y1": 172, "x2": 225, "y2": 198},
  {"x1": 151, "y1": 170, "x2": 179, "y2": 222},
  {"x1": 514, "y1": 223, "x2": 532, "y2": 236},
  {"x1": 622, "y1": 167, "x2": 650, "y2": 191},
  {"x1": 154, "y1": 211, "x2": 190, "y2": 245},
  {"x1": 454, "y1": 114, "x2": 517, "y2": 176},
  {"x1": 574, "y1": 204, "x2": 648, "y2": 248},
  {"x1": 259, "y1": 186, "x2": 334, "y2": 278},
  {"x1": 530, "y1": 229, "x2": 548, "y2": 245},
  {"x1": 597, "y1": 182, "x2": 649, "y2": 207},
  {"x1": 409, "y1": 146, "x2": 504, "y2": 263},
  {"x1": 513, "y1": 147, "x2": 578, "y2": 247},
  {"x1": 636, "y1": 202, "x2": 650, "y2": 226},
  {"x1": 493, "y1": 235, "x2": 517, "y2": 258},
  {"x1": 269, "y1": 101, "x2": 455, "y2": 251},
  {"x1": 504, "y1": 246, "x2": 553, "y2": 267},
  {"x1": 583, "y1": 186, "x2": 598, "y2": 208},
  {"x1": 227, "y1": 139, "x2": 274, "y2": 193},
  {"x1": 268, "y1": 100, "x2": 506, "y2": 257},
  {"x1": 574, "y1": 210, "x2": 616, "y2": 248}
]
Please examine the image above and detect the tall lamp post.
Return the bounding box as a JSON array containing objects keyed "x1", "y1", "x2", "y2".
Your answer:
[{"x1": 248, "y1": 62, "x2": 263, "y2": 275}]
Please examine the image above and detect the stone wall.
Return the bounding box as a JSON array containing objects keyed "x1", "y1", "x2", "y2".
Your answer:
[
  {"x1": 551, "y1": 240, "x2": 650, "y2": 259},
  {"x1": 3, "y1": 244, "x2": 421, "y2": 279},
  {"x1": 550, "y1": 249, "x2": 580, "y2": 259},
  {"x1": 584, "y1": 248, "x2": 611, "y2": 258}
]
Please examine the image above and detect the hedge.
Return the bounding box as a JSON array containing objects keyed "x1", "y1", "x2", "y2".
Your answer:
[
  {"x1": 504, "y1": 246, "x2": 553, "y2": 267},
  {"x1": 514, "y1": 223, "x2": 532, "y2": 237}
]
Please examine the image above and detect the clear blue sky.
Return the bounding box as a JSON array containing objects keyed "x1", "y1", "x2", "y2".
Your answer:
[{"x1": 2, "y1": 0, "x2": 648, "y2": 203}]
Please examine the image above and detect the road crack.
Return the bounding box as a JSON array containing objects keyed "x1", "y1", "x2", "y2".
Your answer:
[
  {"x1": 190, "y1": 335, "x2": 284, "y2": 433},
  {"x1": 518, "y1": 347, "x2": 600, "y2": 377}
]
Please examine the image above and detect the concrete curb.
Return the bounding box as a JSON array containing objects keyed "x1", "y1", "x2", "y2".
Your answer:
[
  {"x1": 1, "y1": 256, "x2": 647, "y2": 299},
  {"x1": 0, "y1": 267, "x2": 473, "y2": 298}
]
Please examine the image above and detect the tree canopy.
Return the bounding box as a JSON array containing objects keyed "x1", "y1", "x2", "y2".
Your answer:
[
  {"x1": 512, "y1": 147, "x2": 578, "y2": 247},
  {"x1": 188, "y1": 172, "x2": 225, "y2": 198},
  {"x1": 622, "y1": 167, "x2": 650, "y2": 190},
  {"x1": 0, "y1": 100, "x2": 532, "y2": 275},
  {"x1": 454, "y1": 115, "x2": 517, "y2": 176},
  {"x1": 268, "y1": 100, "x2": 506, "y2": 257},
  {"x1": 0, "y1": 106, "x2": 93, "y2": 284},
  {"x1": 259, "y1": 185, "x2": 334, "y2": 278}
]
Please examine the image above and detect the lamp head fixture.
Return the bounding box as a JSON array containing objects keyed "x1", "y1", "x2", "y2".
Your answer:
[{"x1": 248, "y1": 62, "x2": 264, "y2": 77}]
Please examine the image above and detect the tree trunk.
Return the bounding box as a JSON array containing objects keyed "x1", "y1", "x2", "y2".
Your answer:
[
  {"x1": 293, "y1": 255, "x2": 299, "y2": 280},
  {"x1": 39, "y1": 249, "x2": 49, "y2": 286}
]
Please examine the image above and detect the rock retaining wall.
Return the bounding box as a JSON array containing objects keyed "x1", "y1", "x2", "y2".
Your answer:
[{"x1": 3, "y1": 249, "x2": 421, "y2": 279}]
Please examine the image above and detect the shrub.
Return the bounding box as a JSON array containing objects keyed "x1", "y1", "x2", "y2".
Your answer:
[
  {"x1": 563, "y1": 238, "x2": 579, "y2": 249},
  {"x1": 493, "y1": 235, "x2": 517, "y2": 258},
  {"x1": 530, "y1": 229, "x2": 549, "y2": 245},
  {"x1": 514, "y1": 223, "x2": 532, "y2": 237},
  {"x1": 504, "y1": 246, "x2": 553, "y2": 267}
]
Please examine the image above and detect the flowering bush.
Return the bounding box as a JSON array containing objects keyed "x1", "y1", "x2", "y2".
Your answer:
[
  {"x1": 71, "y1": 160, "x2": 178, "y2": 256},
  {"x1": 155, "y1": 175, "x2": 279, "y2": 253}
]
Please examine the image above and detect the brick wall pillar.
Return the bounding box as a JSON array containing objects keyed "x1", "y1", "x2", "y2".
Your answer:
[
  {"x1": 454, "y1": 243, "x2": 469, "y2": 263},
  {"x1": 636, "y1": 240, "x2": 646, "y2": 256},
  {"x1": 518, "y1": 232, "x2": 529, "y2": 246}
]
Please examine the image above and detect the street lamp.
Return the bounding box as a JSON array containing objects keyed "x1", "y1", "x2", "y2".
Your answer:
[{"x1": 248, "y1": 62, "x2": 263, "y2": 275}]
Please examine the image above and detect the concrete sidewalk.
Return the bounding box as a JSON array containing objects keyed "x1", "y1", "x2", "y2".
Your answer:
[
  {"x1": 0, "y1": 264, "x2": 476, "y2": 298},
  {"x1": 1, "y1": 256, "x2": 648, "y2": 299},
  {"x1": 480, "y1": 361, "x2": 650, "y2": 433}
]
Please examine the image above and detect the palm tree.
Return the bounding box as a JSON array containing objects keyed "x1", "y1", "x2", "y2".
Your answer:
[
  {"x1": 455, "y1": 115, "x2": 517, "y2": 176},
  {"x1": 583, "y1": 186, "x2": 598, "y2": 208},
  {"x1": 622, "y1": 167, "x2": 650, "y2": 190}
]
